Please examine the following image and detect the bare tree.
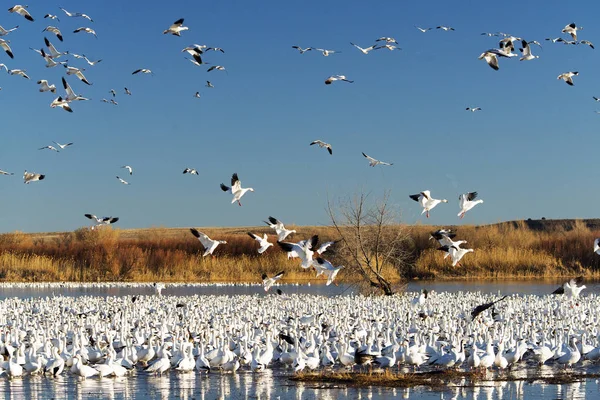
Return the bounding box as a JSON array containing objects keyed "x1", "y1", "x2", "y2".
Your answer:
[{"x1": 327, "y1": 191, "x2": 412, "y2": 295}]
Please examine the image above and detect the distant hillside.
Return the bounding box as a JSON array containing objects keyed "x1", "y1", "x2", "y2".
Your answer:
[{"x1": 492, "y1": 219, "x2": 600, "y2": 232}]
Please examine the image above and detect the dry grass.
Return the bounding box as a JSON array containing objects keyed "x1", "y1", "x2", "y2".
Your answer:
[{"x1": 1, "y1": 219, "x2": 600, "y2": 282}]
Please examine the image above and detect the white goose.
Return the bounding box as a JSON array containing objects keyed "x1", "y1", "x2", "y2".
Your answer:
[
  {"x1": 23, "y1": 170, "x2": 44, "y2": 184},
  {"x1": 558, "y1": 71, "x2": 578, "y2": 86},
  {"x1": 44, "y1": 37, "x2": 65, "y2": 58},
  {"x1": 437, "y1": 245, "x2": 474, "y2": 267},
  {"x1": 42, "y1": 26, "x2": 62, "y2": 41},
  {"x1": 362, "y1": 152, "x2": 393, "y2": 167},
  {"x1": 291, "y1": 45, "x2": 312, "y2": 54},
  {"x1": 163, "y1": 18, "x2": 188, "y2": 36},
  {"x1": 190, "y1": 228, "x2": 227, "y2": 257},
  {"x1": 84, "y1": 214, "x2": 119, "y2": 228},
  {"x1": 0, "y1": 25, "x2": 18, "y2": 36},
  {"x1": 50, "y1": 96, "x2": 72, "y2": 112},
  {"x1": 313, "y1": 257, "x2": 344, "y2": 286},
  {"x1": 263, "y1": 216, "x2": 296, "y2": 241},
  {"x1": 121, "y1": 165, "x2": 133, "y2": 175},
  {"x1": 562, "y1": 23, "x2": 582, "y2": 41},
  {"x1": 325, "y1": 75, "x2": 353, "y2": 84},
  {"x1": 132, "y1": 68, "x2": 153, "y2": 75},
  {"x1": 73, "y1": 27, "x2": 97, "y2": 38},
  {"x1": 59, "y1": 7, "x2": 93, "y2": 22},
  {"x1": 458, "y1": 191, "x2": 484, "y2": 219},
  {"x1": 37, "y1": 79, "x2": 56, "y2": 93},
  {"x1": 409, "y1": 190, "x2": 448, "y2": 218},
  {"x1": 0, "y1": 39, "x2": 14, "y2": 58},
  {"x1": 8, "y1": 5, "x2": 33, "y2": 22},
  {"x1": 62, "y1": 77, "x2": 89, "y2": 102},
  {"x1": 594, "y1": 238, "x2": 600, "y2": 255},
  {"x1": 314, "y1": 48, "x2": 340, "y2": 56},
  {"x1": 519, "y1": 40, "x2": 539, "y2": 61},
  {"x1": 116, "y1": 176, "x2": 129, "y2": 185},
  {"x1": 64, "y1": 65, "x2": 92, "y2": 85},
  {"x1": 310, "y1": 140, "x2": 332, "y2": 155},
  {"x1": 261, "y1": 271, "x2": 284, "y2": 292},
  {"x1": 350, "y1": 42, "x2": 377, "y2": 54},
  {"x1": 277, "y1": 235, "x2": 319, "y2": 269},
  {"x1": 183, "y1": 167, "x2": 198, "y2": 175},
  {"x1": 220, "y1": 173, "x2": 254, "y2": 206},
  {"x1": 248, "y1": 232, "x2": 273, "y2": 254},
  {"x1": 53, "y1": 141, "x2": 73, "y2": 149}
]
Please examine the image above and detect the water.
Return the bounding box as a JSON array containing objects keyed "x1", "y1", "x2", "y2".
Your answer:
[{"x1": 1, "y1": 280, "x2": 598, "y2": 399}]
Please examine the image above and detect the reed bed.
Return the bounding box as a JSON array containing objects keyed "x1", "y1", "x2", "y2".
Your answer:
[{"x1": 0, "y1": 219, "x2": 599, "y2": 282}]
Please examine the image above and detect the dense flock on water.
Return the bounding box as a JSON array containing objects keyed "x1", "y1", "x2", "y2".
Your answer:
[{"x1": 0, "y1": 283, "x2": 594, "y2": 380}]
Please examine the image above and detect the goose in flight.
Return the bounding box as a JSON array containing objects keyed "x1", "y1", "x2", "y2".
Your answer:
[
  {"x1": 310, "y1": 140, "x2": 332, "y2": 155},
  {"x1": 44, "y1": 37, "x2": 65, "y2": 58},
  {"x1": 0, "y1": 25, "x2": 18, "y2": 36},
  {"x1": 519, "y1": 40, "x2": 539, "y2": 61},
  {"x1": 579, "y1": 40, "x2": 594, "y2": 49},
  {"x1": 0, "y1": 39, "x2": 14, "y2": 58},
  {"x1": 558, "y1": 71, "x2": 578, "y2": 86},
  {"x1": 116, "y1": 176, "x2": 129, "y2": 185},
  {"x1": 429, "y1": 229, "x2": 460, "y2": 247},
  {"x1": 409, "y1": 190, "x2": 448, "y2": 218},
  {"x1": 194, "y1": 92, "x2": 200, "y2": 98},
  {"x1": 183, "y1": 167, "x2": 198, "y2": 175},
  {"x1": 437, "y1": 245, "x2": 474, "y2": 267},
  {"x1": 83, "y1": 56, "x2": 102, "y2": 66},
  {"x1": 376, "y1": 37, "x2": 398, "y2": 44},
  {"x1": 190, "y1": 228, "x2": 227, "y2": 257},
  {"x1": 562, "y1": 23, "x2": 582, "y2": 41},
  {"x1": 52, "y1": 141, "x2": 73, "y2": 149},
  {"x1": 277, "y1": 235, "x2": 319, "y2": 269},
  {"x1": 458, "y1": 191, "x2": 484, "y2": 219},
  {"x1": 471, "y1": 295, "x2": 507, "y2": 321},
  {"x1": 124, "y1": 87, "x2": 132, "y2": 95},
  {"x1": 0, "y1": 63, "x2": 7, "y2": 72},
  {"x1": 153, "y1": 282, "x2": 166, "y2": 296},
  {"x1": 62, "y1": 77, "x2": 89, "y2": 101},
  {"x1": 466, "y1": 107, "x2": 481, "y2": 112},
  {"x1": 40, "y1": 48, "x2": 67, "y2": 68},
  {"x1": 220, "y1": 173, "x2": 254, "y2": 206},
  {"x1": 59, "y1": 7, "x2": 93, "y2": 22},
  {"x1": 415, "y1": 26, "x2": 432, "y2": 32},
  {"x1": 132, "y1": 68, "x2": 153, "y2": 75},
  {"x1": 264, "y1": 216, "x2": 296, "y2": 241},
  {"x1": 325, "y1": 75, "x2": 353, "y2": 85},
  {"x1": 362, "y1": 152, "x2": 392, "y2": 167},
  {"x1": 552, "y1": 277, "x2": 586, "y2": 298},
  {"x1": 23, "y1": 171, "x2": 44, "y2": 184},
  {"x1": 37, "y1": 79, "x2": 56, "y2": 93},
  {"x1": 481, "y1": 32, "x2": 499, "y2": 36},
  {"x1": 110, "y1": 89, "x2": 116, "y2": 97},
  {"x1": 595, "y1": 238, "x2": 600, "y2": 255},
  {"x1": 375, "y1": 44, "x2": 401, "y2": 51},
  {"x1": 262, "y1": 271, "x2": 284, "y2": 292},
  {"x1": 42, "y1": 26, "x2": 62, "y2": 41},
  {"x1": 121, "y1": 165, "x2": 133, "y2": 175},
  {"x1": 9, "y1": 69, "x2": 29, "y2": 79},
  {"x1": 0, "y1": 170, "x2": 13, "y2": 175},
  {"x1": 206, "y1": 81, "x2": 214, "y2": 88},
  {"x1": 8, "y1": 5, "x2": 33, "y2": 22},
  {"x1": 478, "y1": 51, "x2": 499, "y2": 71},
  {"x1": 248, "y1": 232, "x2": 273, "y2": 254},
  {"x1": 50, "y1": 96, "x2": 72, "y2": 112},
  {"x1": 292, "y1": 46, "x2": 312, "y2": 54},
  {"x1": 84, "y1": 214, "x2": 119, "y2": 229},
  {"x1": 436, "y1": 26, "x2": 455, "y2": 31},
  {"x1": 207, "y1": 65, "x2": 226, "y2": 73},
  {"x1": 184, "y1": 52, "x2": 205, "y2": 66},
  {"x1": 39, "y1": 145, "x2": 59, "y2": 152},
  {"x1": 44, "y1": 14, "x2": 59, "y2": 21},
  {"x1": 313, "y1": 258, "x2": 344, "y2": 286},
  {"x1": 73, "y1": 27, "x2": 97, "y2": 38},
  {"x1": 314, "y1": 48, "x2": 340, "y2": 56},
  {"x1": 164, "y1": 18, "x2": 188, "y2": 36},
  {"x1": 64, "y1": 65, "x2": 92, "y2": 85},
  {"x1": 182, "y1": 44, "x2": 204, "y2": 56},
  {"x1": 350, "y1": 42, "x2": 377, "y2": 54},
  {"x1": 206, "y1": 47, "x2": 224, "y2": 53}
]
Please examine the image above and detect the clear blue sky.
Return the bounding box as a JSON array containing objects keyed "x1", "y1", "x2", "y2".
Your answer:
[{"x1": 0, "y1": 0, "x2": 598, "y2": 233}]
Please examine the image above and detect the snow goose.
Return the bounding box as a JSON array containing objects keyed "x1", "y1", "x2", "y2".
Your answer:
[
  {"x1": 0, "y1": 25, "x2": 18, "y2": 36},
  {"x1": 362, "y1": 152, "x2": 393, "y2": 166},
  {"x1": 116, "y1": 176, "x2": 129, "y2": 185},
  {"x1": 262, "y1": 271, "x2": 284, "y2": 291},
  {"x1": 83, "y1": 56, "x2": 102, "y2": 66},
  {"x1": 84, "y1": 214, "x2": 118, "y2": 229},
  {"x1": 0, "y1": 63, "x2": 7, "y2": 72},
  {"x1": 164, "y1": 18, "x2": 188, "y2": 36},
  {"x1": 277, "y1": 235, "x2": 319, "y2": 269},
  {"x1": 315, "y1": 240, "x2": 339, "y2": 255},
  {"x1": 416, "y1": 26, "x2": 432, "y2": 32},
  {"x1": 23, "y1": 170, "x2": 44, "y2": 184},
  {"x1": 42, "y1": 26, "x2": 62, "y2": 41},
  {"x1": 409, "y1": 190, "x2": 448, "y2": 218},
  {"x1": 73, "y1": 354, "x2": 99, "y2": 379},
  {"x1": 185, "y1": 52, "x2": 206, "y2": 66},
  {"x1": 478, "y1": 51, "x2": 499, "y2": 70},
  {"x1": 594, "y1": 238, "x2": 600, "y2": 255},
  {"x1": 37, "y1": 79, "x2": 56, "y2": 93},
  {"x1": 44, "y1": 14, "x2": 59, "y2": 21},
  {"x1": 43, "y1": 347, "x2": 64, "y2": 376},
  {"x1": 73, "y1": 27, "x2": 97, "y2": 38},
  {"x1": 470, "y1": 295, "x2": 507, "y2": 320},
  {"x1": 194, "y1": 91, "x2": 200, "y2": 98},
  {"x1": 153, "y1": 282, "x2": 165, "y2": 295},
  {"x1": 64, "y1": 65, "x2": 92, "y2": 85},
  {"x1": 207, "y1": 65, "x2": 226, "y2": 73},
  {"x1": 0, "y1": 39, "x2": 14, "y2": 58},
  {"x1": 376, "y1": 37, "x2": 398, "y2": 44},
  {"x1": 59, "y1": 7, "x2": 93, "y2": 22},
  {"x1": 562, "y1": 23, "x2": 582, "y2": 41},
  {"x1": 190, "y1": 228, "x2": 227, "y2": 257},
  {"x1": 121, "y1": 165, "x2": 133, "y2": 175},
  {"x1": 124, "y1": 87, "x2": 132, "y2": 95},
  {"x1": 206, "y1": 81, "x2": 214, "y2": 88},
  {"x1": 465, "y1": 107, "x2": 481, "y2": 112},
  {"x1": 132, "y1": 68, "x2": 153, "y2": 75},
  {"x1": 248, "y1": 232, "x2": 273, "y2": 254},
  {"x1": 458, "y1": 191, "x2": 483, "y2": 218},
  {"x1": 325, "y1": 75, "x2": 353, "y2": 84},
  {"x1": 62, "y1": 77, "x2": 89, "y2": 101},
  {"x1": 314, "y1": 48, "x2": 340, "y2": 56},
  {"x1": 40, "y1": 48, "x2": 67, "y2": 68},
  {"x1": 519, "y1": 40, "x2": 539, "y2": 61},
  {"x1": 8, "y1": 5, "x2": 33, "y2": 21},
  {"x1": 552, "y1": 277, "x2": 586, "y2": 298},
  {"x1": 313, "y1": 257, "x2": 344, "y2": 286},
  {"x1": 50, "y1": 96, "x2": 72, "y2": 112},
  {"x1": 263, "y1": 216, "x2": 296, "y2": 241},
  {"x1": 579, "y1": 40, "x2": 594, "y2": 49},
  {"x1": 375, "y1": 44, "x2": 401, "y2": 51},
  {"x1": 350, "y1": 42, "x2": 377, "y2": 54},
  {"x1": 436, "y1": 26, "x2": 455, "y2": 31},
  {"x1": 39, "y1": 145, "x2": 59, "y2": 152},
  {"x1": 292, "y1": 46, "x2": 312, "y2": 54},
  {"x1": 557, "y1": 71, "x2": 578, "y2": 86},
  {"x1": 557, "y1": 338, "x2": 581, "y2": 368},
  {"x1": 206, "y1": 47, "x2": 225, "y2": 53},
  {"x1": 310, "y1": 140, "x2": 332, "y2": 154},
  {"x1": 183, "y1": 167, "x2": 198, "y2": 175},
  {"x1": 44, "y1": 37, "x2": 65, "y2": 58},
  {"x1": 220, "y1": 173, "x2": 254, "y2": 206},
  {"x1": 0, "y1": 170, "x2": 14, "y2": 175},
  {"x1": 437, "y1": 245, "x2": 473, "y2": 267}
]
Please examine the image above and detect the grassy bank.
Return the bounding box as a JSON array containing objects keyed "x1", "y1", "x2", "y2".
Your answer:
[{"x1": 1, "y1": 219, "x2": 599, "y2": 282}]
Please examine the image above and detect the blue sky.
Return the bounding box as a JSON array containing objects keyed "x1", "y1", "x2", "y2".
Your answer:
[{"x1": 0, "y1": 0, "x2": 598, "y2": 232}]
